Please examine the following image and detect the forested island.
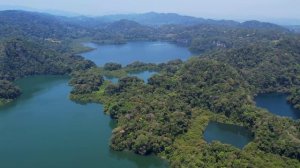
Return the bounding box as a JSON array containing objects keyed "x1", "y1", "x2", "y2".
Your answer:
[{"x1": 0, "y1": 10, "x2": 300, "y2": 167}]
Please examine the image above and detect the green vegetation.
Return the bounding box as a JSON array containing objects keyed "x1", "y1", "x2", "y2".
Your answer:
[
  {"x1": 104, "y1": 63, "x2": 122, "y2": 71},
  {"x1": 288, "y1": 87, "x2": 300, "y2": 110},
  {"x1": 206, "y1": 39, "x2": 300, "y2": 94},
  {"x1": 166, "y1": 109, "x2": 300, "y2": 168},
  {"x1": 70, "y1": 58, "x2": 300, "y2": 167},
  {"x1": 0, "y1": 37, "x2": 95, "y2": 104},
  {"x1": 0, "y1": 38, "x2": 95, "y2": 79},
  {"x1": 1, "y1": 10, "x2": 300, "y2": 167},
  {"x1": 69, "y1": 69, "x2": 104, "y2": 94},
  {"x1": 64, "y1": 11, "x2": 300, "y2": 166},
  {"x1": 0, "y1": 80, "x2": 21, "y2": 103}
]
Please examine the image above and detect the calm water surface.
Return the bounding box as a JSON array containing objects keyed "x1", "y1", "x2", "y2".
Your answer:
[
  {"x1": 129, "y1": 71, "x2": 157, "y2": 83},
  {"x1": 104, "y1": 76, "x2": 119, "y2": 84},
  {"x1": 203, "y1": 121, "x2": 253, "y2": 149},
  {"x1": 104, "y1": 71, "x2": 157, "y2": 84},
  {"x1": 0, "y1": 41, "x2": 193, "y2": 167},
  {"x1": 255, "y1": 93, "x2": 300, "y2": 119},
  {"x1": 0, "y1": 76, "x2": 167, "y2": 168},
  {"x1": 82, "y1": 41, "x2": 192, "y2": 66}
]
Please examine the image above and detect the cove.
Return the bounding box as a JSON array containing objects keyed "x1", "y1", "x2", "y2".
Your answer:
[
  {"x1": 104, "y1": 76, "x2": 119, "y2": 84},
  {"x1": 255, "y1": 93, "x2": 300, "y2": 119},
  {"x1": 82, "y1": 41, "x2": 192, "y2": 66},
  {"x1": 129, "y1": 71, "x2": 157, "y2": 83},
  {"x1": 0, "y1": 76, "x2": 168, "y2": 168},
  {"x1": 105, "y1": 71, "x2": 157, "y2": 84},
  {"x1": 203, "y1": 121, "x2": 253, "y2": 149}
]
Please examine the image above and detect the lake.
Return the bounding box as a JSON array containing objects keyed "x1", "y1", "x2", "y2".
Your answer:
[
  {"x1": 82, "y1": 41, "x2": 192, "y2": 66},
  {"x1": 104, "y1": 76, "x2": 119, "y2": 84},
  {"x1": 0, "y1": 76, "x2": 167, "y2": 168},
  {"x1": 104, "y1": 71, "x2": 157, "y2": 84},
  {"x1": 203, "y1": 121, "x2": 253, "y2": 149},
  {"x1": 129, "y1": 71, "x2": 157, "y2": 83},
  {"x1": 255, "y1": 93, "x2": 300, "y2": 120},
  {"x1": 0, "y1": 41, "x2": 191, "y2": 167}
]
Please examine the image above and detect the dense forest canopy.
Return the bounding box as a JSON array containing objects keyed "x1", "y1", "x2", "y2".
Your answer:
[
  {"x1": 0, "y1": 10, "x2": 300, "y2": 167},
  {"x1": 69, "y1": 58, "x2": 300, "y2": 167},
  {"x1": 289, "y1": 87, "x2": 300, "y2": 110},
  {"x1": 205, "y1": 38, "x2": 300, "y2": 93},
  {"x1": 0, "y1": 37, "x2": 95, "y2": 103}
]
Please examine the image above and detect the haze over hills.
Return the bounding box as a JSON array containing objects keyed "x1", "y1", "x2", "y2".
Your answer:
[
  {"x1": 1, "y1": 4, "x2": 300, "y2": 26},
  {"x1": 94, "y1": 12, "x2": 240, "y2": 26},
  {"x1": 0, "y1": 10, "x2": 288, "y2": 29},
  {"x1": 0, "y1": 5, "x2": 80, "y2": 16},
  {"x1": 0, "y1": 10, "x2": 292, "y2": 47},
  {"x1": 0, "y1": 9, "x2": 294, "y2": 97}
]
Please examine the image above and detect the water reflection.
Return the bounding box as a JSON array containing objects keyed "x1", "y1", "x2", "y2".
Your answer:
[
  {"x1": 255, "y1": 93, "x2": 300, "y2": 119},
  {"x1": 204, "y1": 121, "x2": 253, "y2": 149}
]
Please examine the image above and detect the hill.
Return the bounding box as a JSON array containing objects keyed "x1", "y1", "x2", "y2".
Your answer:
[
  {"x1": 0, "y1": 37, "x2": 94, "y2": 104},
  {"x1": 0, "y1": 10, "x2": 88, "y2": 40},
  {"x1": 96, "y1": 12, "x2": 239, "y2": 26}
]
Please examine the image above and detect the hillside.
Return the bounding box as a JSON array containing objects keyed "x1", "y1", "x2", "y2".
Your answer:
[
  {"x1": 0, "y1": 38, "x2": 94, "y2": 104},
  {"x1": 96, "y1": 12, "x2": 239, "y2": 26},
  {"x1": 0, "y1": 10, "x2": 88, "y2": 40},
  {"x1": 69, "y1": 58, "x2": 300, "y2": 167},
  {"x1": 206, "y1": 37, "x2": 300, "y2": 93},
  {"x1": 0, "y1": 10, "x2": 299, "y2": 167},
  {"x1": 0, "y1": 9, "x2": 295, "y2": 107},
  {"x1": 0, "y1": 10, "x2": 293, "y2": 106},
  {"x1": 286, "y1": 25, "x2": 300, "y2": 33}
]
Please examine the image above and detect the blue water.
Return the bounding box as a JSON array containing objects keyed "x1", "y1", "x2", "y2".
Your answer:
[
  {"x1": 0, "y1": 76, "x2": 168, "y2": 168},
  {"x1": 0, "y1": 41, "x2": 193, "y2": 168},
  {"x1": 255, "y1": 93, "x2": 300, "y2": 119},
  {"x1": 104, "y1": 76, "x2": 119, "y2": 84},
  {"x1": 203, "y1": 121, "x2": 253, "y2": 149},
  {"x1": 129, "y1": 71, "x2": 157, "y2": 83},
  {"x1": 82, "y1": 41, "x2": 192, "y2": 66},
  {"x1": 104, "y1": 71, "x2": 157, "y2": 84}
]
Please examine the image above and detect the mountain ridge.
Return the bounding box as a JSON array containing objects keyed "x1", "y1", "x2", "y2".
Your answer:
[{"x1": 0, "y1": 10, "x2": 287, "y2": 29}]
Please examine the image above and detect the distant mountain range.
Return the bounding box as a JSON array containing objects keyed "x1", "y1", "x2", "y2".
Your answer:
[
  {"x1": 1, "y1": 5, "x2": 300, "y2": 26},
  {"x1": 285, "y1": 25, "x2": 300, "y2": 33},
  {"x1": 63, "y1": 12, "x2": 286, "y2": 30},
  {"x1": 94, "y1": 12, "x2": 240, "y2": 26},
  {"x1": 0, "y1": 5, "x2": 80, "y2": 16},
  {"x1": 0, "y1": 10, "x2": 290, "y2": 41}
]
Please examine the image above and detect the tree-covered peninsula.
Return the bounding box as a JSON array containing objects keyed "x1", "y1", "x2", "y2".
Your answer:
[
  {"x1": 69, "y1": 57, "x2": 300, "y2": 167},
  {"x1": 0, "y1": 10, "x2": 299, "y2": 167}
]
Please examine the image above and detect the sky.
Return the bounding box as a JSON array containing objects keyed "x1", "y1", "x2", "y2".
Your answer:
[{"x1": 1, "y1": 0, "x2": 300, "y2": 23}]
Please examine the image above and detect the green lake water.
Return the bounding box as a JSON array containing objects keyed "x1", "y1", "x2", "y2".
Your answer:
[
  {"x1": 105, "y1": 71, "x2": 157, "y2": 84},
  {"x1": 129, "y1": 71, "x2": 157, "y2": 83},
  {"x1": 0, "y1": 41, "x2": 193, "y2": 167},
  {"x1": 203, "y1": 121, "x2": 253, "y2": 149},
  {"x1": 0, "y1": 76, "x2": 167, "y2": 168},
  {"x1": 255, "y1": 93, "x2": 300, "y2": 120},
  {"x1": 0, "y1": 41, "x2": 213, "y2": 168}
]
